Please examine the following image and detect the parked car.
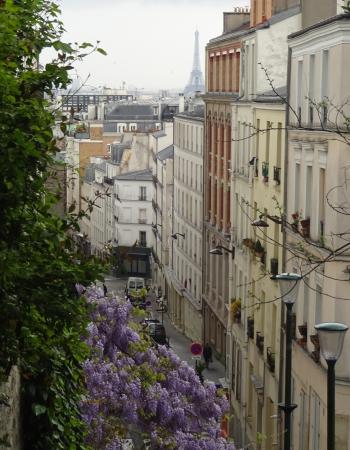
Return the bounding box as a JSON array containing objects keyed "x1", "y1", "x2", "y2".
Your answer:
[
  {"x1": 125, "y1": 277, "x2": 147, "y2": 302},
  {"x1": 146, "y1": 323, "x2": 169, "y2": 346},
  {"x1": 141, "y1": 318, "x2": 160, "y2": 327}
]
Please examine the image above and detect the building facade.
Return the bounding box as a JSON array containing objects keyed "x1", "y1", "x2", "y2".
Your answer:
[
  {"x1": 285, "y1": 12, "x2": 350, "y2": 449},
  {"x1": 113, "y1": 169, "x2": 153, "y2": 278},
  {"x1": 168, "y1": 108, "x2": 204, "y2": 342},
  {"x1": 203, "y1": 8, "x2": 249, "y2": 362}
]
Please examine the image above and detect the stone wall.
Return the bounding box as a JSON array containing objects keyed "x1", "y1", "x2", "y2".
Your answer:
[{"x1": 0, "y1": 366, "x2": 21, "y2": 450}]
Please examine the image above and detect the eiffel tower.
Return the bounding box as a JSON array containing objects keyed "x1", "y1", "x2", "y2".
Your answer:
[{"x1": 184, "y1": 30, "x2": 205, "y2": 98}]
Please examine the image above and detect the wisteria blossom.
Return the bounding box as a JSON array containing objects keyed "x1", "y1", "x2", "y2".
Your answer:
[{"x1": 80, "y1": 286, "x2": 235, "y2": 449}]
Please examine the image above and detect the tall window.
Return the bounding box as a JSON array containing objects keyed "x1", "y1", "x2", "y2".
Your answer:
[
  {"x1": 297, "y1": 59, "x2": 303, "y2": 122},
  {"x1": 305, "y1": 166, "x2": 313, "y2": 219},
  {"x1": 139, "y1": 231, "x2": 147, "y2": 247},
  {"x1": 295, "y1": 163, "x2": 300, "y2": 212},
  {"x1": 139, "y1": 186, "x2": 146, "y2": 201},
  {"x1": 319, "y1": 168, "x2": 326, "y2": 238},
  {"x1": 321, "y1": 50, "x2": 329, "y2": 124},
  {"x1": 309, "y1": 55, "x2": 315, "y2": 124}
]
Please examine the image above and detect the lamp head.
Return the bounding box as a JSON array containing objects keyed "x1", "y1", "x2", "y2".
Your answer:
[
  {"x1": 275, "y1": 272, "x2": 302, "y2": 304},
  {"x1": 251, "y1": 215, "x2": 269, "y2": 227},
  {"x1": 315, "y1": 322, "x2": 348, "y2": 361},
  {"x1": 209, "y1": 246, "x2": 223, "y2": 256}
]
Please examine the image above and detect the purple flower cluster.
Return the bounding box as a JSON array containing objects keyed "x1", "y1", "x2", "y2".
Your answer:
[{"x1": 80, "y1": 286, "x2": 235, "y2": 449}]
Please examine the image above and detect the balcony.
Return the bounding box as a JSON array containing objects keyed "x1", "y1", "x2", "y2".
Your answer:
[
  {"x1": 139, "y1": 241, "x2": 147, "y2": 248},
  {"x1": 297, "y1": 323, "x2": 307, "y2": 348},
  {"x1": 247, "y1": 317, "x2": 254, "y2": 339},
  {"x1": 266, "y1": 347, "x2": 275, "y2": 373},
  {"x1": 273, "y1": 166, "x2": 281, "y2": 185},
  {"x1": 256, "y1": 332, "x2": 264, "y2": 354},
  {"x1": 310, "y1": 334, "x2": 320, "y2": 363},
  {"x1": 104, "y1": 176, "x2": 113, "y2": 185},
  {"x1": 262, "y1": 161, "x2": 269, "y2": 182}
]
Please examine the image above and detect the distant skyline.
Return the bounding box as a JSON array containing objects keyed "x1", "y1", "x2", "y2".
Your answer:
[{"x1": 48, "y1": 0, "x2": 249, "y2": 91}]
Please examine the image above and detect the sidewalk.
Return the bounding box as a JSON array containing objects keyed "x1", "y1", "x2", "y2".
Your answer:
[
  {"x1": 103, "y1": 275, "x2": 226, "y2": 385},
  {"x1": 151, "y1": 293, "x2": 226, "y2": 385}
]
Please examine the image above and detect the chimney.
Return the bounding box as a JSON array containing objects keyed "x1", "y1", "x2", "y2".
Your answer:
[
  {"x1": 223, "y1": 7, "x2": 250, "y2": 33},
  {"x1": 179, "y1": 93, "x2": 185, "y2": 113}
]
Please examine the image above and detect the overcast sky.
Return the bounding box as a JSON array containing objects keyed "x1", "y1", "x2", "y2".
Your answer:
[{"x1": 54, "y1": 0, "x2": 248, "y2": 91}]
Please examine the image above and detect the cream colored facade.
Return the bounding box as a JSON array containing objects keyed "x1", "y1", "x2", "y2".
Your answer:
[
  {"x1": 169, "y1": 111, "x2": 204, "y2": 342},
  {"x1": 285, "y1": 15, "x2": 350, "y2": 449},
  {"x1": 226, "y1": 4, "x2": 301, "y2": 446}
]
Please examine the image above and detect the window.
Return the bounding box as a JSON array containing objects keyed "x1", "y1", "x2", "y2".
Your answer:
[
  {"x1": 310, "y1": 390, "x2": 321, "y2": 450},
  {"x1": 297, "y1": 59, "x2": 303, "y2": 122},
  {"x1": 295, "y1": 163, "x2": 300, "y2": 212},
  {"x1": 309, "y1": 55, "x2": 315, "y2": 124},
  {"x1": 305, "y1": 166, "x2": 313, "y2": 219},
  {"x1": 315, "y1": 285, "x2": 322, "y2": 325},
  {"x1": 139, "y1": 231, "x2": 147, "y2": 247},
  {"x1": 138, "y1": 208, "x2": 147, "y2": 224},
  {"x1": 139, "y1": 186, "x2": 146, "y2": 201}
]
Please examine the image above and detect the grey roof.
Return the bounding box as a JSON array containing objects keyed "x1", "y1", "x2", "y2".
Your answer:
[
  {"x1": 254, "y1": 86, "x2": 287, "y2": 103},
  {"x1": 95, "y1": 162, "x2": 107, "y2": 172},
  {"x1": 106, "y1": 104, "x2": 157, "y2": 120},
  {"x1": 157, "y1": 145, "x2": 174, "y2": 161},
  {"x1": 115, "y1": 169, "x2": 153, "y2": 182},
  {"x1": 152, "y1": 130, "x2": 166, "y2": 138},
  {"x1": 75, "y1": 132, "x2": 90, "y2": 139},
  {"x1": 103, "y1": 122, "x2": 119, "y2": 132},
  {"x1": 288, "y1": 13, "x2": 350, "y2": 40},
  {"x1": 110, "y1": 142, "x2": 130, "y2": 164},
  {"x1": 176, "y1": 106, "x2": 204, "y2": 120},
  {"x1": 85, "y1": 164, "x2": 96, "y2": 182}
]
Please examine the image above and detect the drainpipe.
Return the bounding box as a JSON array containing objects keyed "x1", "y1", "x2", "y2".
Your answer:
[{"x1": 277, "y1": 45, "x2": 292, "y2": 450}]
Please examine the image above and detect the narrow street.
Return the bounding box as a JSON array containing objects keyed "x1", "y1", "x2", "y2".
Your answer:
[{"x1": 103, "y1": 275, "x2": 226, "y2": 385}]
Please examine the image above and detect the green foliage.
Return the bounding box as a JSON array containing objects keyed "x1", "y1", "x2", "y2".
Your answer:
[{"x1": 0, "y1": 1, "x2": 105, "y2": 448}]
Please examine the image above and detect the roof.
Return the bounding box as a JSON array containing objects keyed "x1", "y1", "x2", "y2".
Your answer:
[
  {"x1": 110, "y1": 142, "x2": 131, "y2": 164},
  {"x1": 254, "y1": 86, "x2": 287, "y2": 103},
  {"x1": 157, "y1": 145, "x2": 174, "y2": 161},
  {"x1": 288, "y1": 13, "x2": 350, "y2": 40},
  {"x1": 106, "y1": 104, "x2": 157, "y2": 120},
  {"x1": 152, "y1": 130, "x2": 167, "y2": 138},
  {"x1": 75, "y1": 132, "x2": 90, "y2": 139},
  {"x1": 176, "y1": 107, "x2": 204, "y2": 120},
  {"x1": 115, "y1": 169, "x2": 153, "y2": 182}
]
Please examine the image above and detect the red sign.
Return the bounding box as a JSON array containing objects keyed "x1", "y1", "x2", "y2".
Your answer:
[{"x1": 190, "y1": 342, "x2": 203, "y2": 356}]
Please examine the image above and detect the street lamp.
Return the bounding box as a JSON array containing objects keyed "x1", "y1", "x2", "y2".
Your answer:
[
  {"x1": 251, "y1": 215, "x2": 269, "y2": 227},
  {"x1": 315, "y1": 322, "x2": 348, "y2": 450},
  {"x1": 171, "y1": 232, "x2": 185, "y2": 239},
  {"x1": 274, "y1": 272, "x2": 302, "y2": 450},
  {"x1": 209, "y1": 245, "x2": 235, "y2": 259}
]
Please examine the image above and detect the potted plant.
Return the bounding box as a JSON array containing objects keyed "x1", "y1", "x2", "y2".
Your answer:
[
  {"x1": 242, "y1": 238, "x2": 254, "y2": 249},
  {"x1": 230, "y1": 298, "x2": 241, "y2": 323},
  {"x1": 254, "y1": 240, "x2": 264, "y2": 258},
  {"x1": 291, "y1": 212, "x2": 299, "y2": 232},
  {"x1": 300, "y1": 217, "x2": 310, "y2": 238}
]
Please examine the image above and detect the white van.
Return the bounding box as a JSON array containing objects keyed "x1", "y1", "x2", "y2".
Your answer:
[{"x1": 125, "y1": 277, "x2": 146, "y2": 298}]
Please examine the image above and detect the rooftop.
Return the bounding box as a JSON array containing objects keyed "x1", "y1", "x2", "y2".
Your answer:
[
  {"x1": 115, "y1": 169, "x2": 153, "y2": 182},
  {"x1": 157, "y1": 145, "x2": 174, "y2": 161},
  {"x1": 106, "y1": 104, "x2": 157, "y2": 120}
]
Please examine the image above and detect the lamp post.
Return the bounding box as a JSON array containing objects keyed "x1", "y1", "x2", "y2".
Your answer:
[
  {"x1": 171, "y1": 232, "x2": 185, "y2": 239},
  {"x1": 315, "y1": 322, "x2": 348, "y2": 450},
  {"x1": 274, "y1": 272, "x2": 302, "y2": 450},
  {"x1": 209, "y1": 245, "x2": 235, "y2": 259}
]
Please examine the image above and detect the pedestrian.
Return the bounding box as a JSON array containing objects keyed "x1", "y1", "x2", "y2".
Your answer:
[
  {"x1": 103, "y1": 283, "x2": 108, "y2": 296},
  {"x1": 203, "y1": 343, "x2": 212, "y2": 369}
]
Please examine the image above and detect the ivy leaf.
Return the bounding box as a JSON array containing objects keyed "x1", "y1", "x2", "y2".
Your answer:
[
  {"x1": 33, "y1": 404, "x2": 47, "y2": 416},
  {"x1": 96, "y1": 48, "x2": 107, "y2": 56}
]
